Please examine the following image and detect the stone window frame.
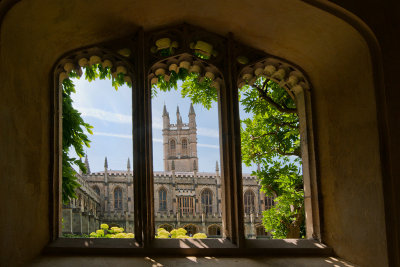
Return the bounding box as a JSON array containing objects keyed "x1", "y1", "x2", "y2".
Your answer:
[
  {"x1": 169, "y1": 138, "x2": 176, "y2": 157},
  {"x1": 183, "y1": 224, "x2": 198, "y2": 236},
  {"x1": 49, "y1": 24, "x2": 325, "y2": 255},
  {"x1": 208, "y1": 224, "x2": 222, "y2": 236},
  {"x1": 244, "y1": 189, "x2": 256, "y2": 214},
  {"x1": 113, "y1": 187, "x2": 123, "y2": 211},
  {"x1": 181, "y1": 138, "x2": 188, "y2": 156},
  {"x1": 158, "y1": 187, "x2": 167, "y2": 211},
  {"x1": 200, "y1": 188, "x2": 213, "y2": 215},
  {"x1": 264, "y1": 195, "x2": 275, "y2": 210}
]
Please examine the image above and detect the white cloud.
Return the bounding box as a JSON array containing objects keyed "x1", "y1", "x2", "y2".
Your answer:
[
  {"x1": 90, "y1": 132, "x2": 218, "y2": 149},
  {"x1": 92, "y1": 132, "x2": 131, "y2": 139},
  {"x1": 197, "y1": 127, "x2": 219, "y2": 138},
  {"x1": 79, "y1": 107, "x2": 132, "y2": 124},
  {"x1": 198, "y1": 143, "x2": 220, "y2": 149},
  {"x1": 80, "y1": 107, "x2": 219, "y2": 138}
]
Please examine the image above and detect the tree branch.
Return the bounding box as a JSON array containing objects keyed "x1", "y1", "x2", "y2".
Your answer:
[{"x1": 254, "y1": 84, "x2": 297, "y2": 114}]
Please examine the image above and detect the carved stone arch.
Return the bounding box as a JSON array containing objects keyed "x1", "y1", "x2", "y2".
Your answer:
[
  {"x1": 158, "y1": 186, "x2": 168, "y2": 211},
  {"x1": 180, "y1": 137, "x2": 188, "y2": 156},
  {"x1": 237, "y1": 56, "x2": 310, "y2": 99},
  {"x1": 92, "y1": 185, "x2": 100, "y2": 195},
  {"x1": 157, "y1": 223, "x2": 173, "y2": 232},
  {"x1": 237, "y1": 55, "x2": 318, "y2": 238},
  {"x1": 243, "y1": 189, "x2": 256, "y2": 214},
  {"x1": 200, "y1": 187, "x2": 213, "y2": 215},
  {"x1": 148, "y1": 52, "x2": 224, "y2": 93},
  {"x1": 207, "y1": 224, "x2": 222, "y2": 236},
  {"x1": 54, "y1": 45, "x2": 135, "y2": 87},
  {"x1": 183, "y1": 224, "x2": 198, "y2": 236},
  {"x1": 113, "y1": 186, "x2": 123, "y2": 211},
  {"x1": 255, "y1": 224, "x2": 268, "y2": 237}
]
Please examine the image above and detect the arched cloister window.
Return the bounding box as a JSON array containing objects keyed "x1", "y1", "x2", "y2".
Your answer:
[
  {"x1": 201, "y1": 189, "x2": 213, "y2": 214},
  {"x1": 181, "y1": 138, "x2": 188, "y2": 156},
  {"x1": 169, "y1": 139, "x2": 176, "y2": 157},
  {"x1": 244, "y1": 190, "x2": 255, "y2": 214},
  {"x1": 265, "y1": 195, "x2": 275, "y2": 210},
  {"x1": 184, "y1": 224, "x2": 198, "y2": 236},
  {"x1": 159, "y1": 188, "x2": 167, "y2": 211},
  {"x1": 114, "y1": 187, "x2": 122, "y2": 210},
  {"x1": 208, "y1": 224, "x2": 221, "y2": 236},
  {"x1": 158, "y1": 224, "x2": 173, "y2": 232},
  {"x1": 256, "y1": 225, "x2": 268, "y2": 237},
  {"x1": 92, "y1": 185, "x2": 100, "y2": 195}
]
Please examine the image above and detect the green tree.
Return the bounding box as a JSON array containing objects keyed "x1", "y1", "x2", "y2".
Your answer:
[{"x1": 240, "y1": 78, "x2": 304, "y2": 238}]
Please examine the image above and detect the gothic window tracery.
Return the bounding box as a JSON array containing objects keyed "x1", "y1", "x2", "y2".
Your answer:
[
  {"x1": 201, "y1": 189, "x2": 213, "y2": 214},
  {"x1": 114, "y1": 187, "x2": 122, "y2": 210},
  {"x1": 181, "y1": 138, "x2": 188, "y2": 156},
  {"x1": 178, "y1": 196, "x2": 194, "y2": 215},
  {"x1": 208, "y1": 224, "x2": 221, "y2": 236},
  {"x1": 256, "y1": 225, "x2": 267, "y2": 237},
  {"x1": 184, "y1": 224, "x2": 198, "y2": 236},
  {"x1": 93, "y1": 185, "x2": 100, "y2": 195},
  {"x1": 244, "y1": 190, "x2": 255, "y2": 214},
  {"x1": 264, "y1": 195, "x2": 275, "y2": 210},
  {"x1": 169, "y1": 139, "x2": 176, "y2": 157},
  {"x1": 159, "y1": 188, "x2": 167, "y2": 211}
]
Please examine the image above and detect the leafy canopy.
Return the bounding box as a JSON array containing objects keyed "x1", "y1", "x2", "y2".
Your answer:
[{"x1": 239, "y1": 78, "x2": 304, "y2": 238}]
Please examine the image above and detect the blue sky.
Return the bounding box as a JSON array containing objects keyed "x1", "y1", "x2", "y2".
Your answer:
[{"x1": 69, "y1": 78, "x2": 256, "y2": 174}]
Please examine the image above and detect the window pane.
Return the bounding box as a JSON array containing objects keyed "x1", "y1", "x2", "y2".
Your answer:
[
  {"x1": 239, "y1": 78, "x2": 305, "y2": 239},
  {"x1": 61, "y1": 73, "x2": 134, "y2": 239},
  {"x1": 152, "y1": 80, "x2": 222, "y2": 239}
]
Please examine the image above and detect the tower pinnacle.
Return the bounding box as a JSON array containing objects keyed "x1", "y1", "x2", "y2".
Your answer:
[
  {"x1": 127, "y1": 157, "x2": 131, "y2": 170},
  {"x1": 104, "y1": 157, "x2": 108, "y2": 169},
  {"x1": 189, "y1": 103, "x2": 195, "y2": 115},
  {"x1": 84, "y1": 154, "x2": 90, "y2": 174}
]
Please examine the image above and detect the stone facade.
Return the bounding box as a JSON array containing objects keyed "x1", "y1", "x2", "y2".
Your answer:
[{"x1": 63, "y1": 105, "x2": 273, "y2": 238}]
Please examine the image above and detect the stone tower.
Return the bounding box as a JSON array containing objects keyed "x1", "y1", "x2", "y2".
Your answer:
[{"x1": 163, "y1": 103, "x2": 198, "y2": 172}]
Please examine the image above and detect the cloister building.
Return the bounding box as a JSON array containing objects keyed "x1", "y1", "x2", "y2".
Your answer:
[{"x1": 62, "y1": 105, "x2": 274, "y2": 238}]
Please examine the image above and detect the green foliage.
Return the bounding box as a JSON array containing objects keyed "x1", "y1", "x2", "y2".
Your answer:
[
  {"x1": 62, "y1": 64, "x2": 131, "y2": 204},
  {"x1": 153, "y1": 70, "x2": 217, "y2": 110},
  {"x1": 240, "y1": 78, "x2": 305, "y2": 238},
  {"x1": 87, "y1": 224, "x2": 134, "y2": 238}
]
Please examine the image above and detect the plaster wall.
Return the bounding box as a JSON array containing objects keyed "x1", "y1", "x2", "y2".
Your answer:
[{"x1": 0, "y1": 0, "x2": 388, "y2": 266}]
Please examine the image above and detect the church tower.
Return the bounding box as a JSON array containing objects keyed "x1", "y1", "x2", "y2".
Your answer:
[{"x1": 163, "y1": 103, "x2": 198, "y2": 172}]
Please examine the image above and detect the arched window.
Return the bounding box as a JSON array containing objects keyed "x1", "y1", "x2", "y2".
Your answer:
[
  {"x1": 114, "y1": 187, "x2": 122, "y2": 210},
  {"x1": 244, "y1": 190, "x2": 255, "y2": 214},
  {"x1": 159, "y1": 188, "x2": 167, "y2": 211},
  {"x1": 184, "y1": 224, "x2": 198, "y2": 236},
  {"x1": 201, "y1": 189, "x2": 213, "y2": 214},
  {"x1": 181, "y1": 138, "x2": 188, "y2": 156},
  {"x1": 256, "y1": 225, "x2": 268, "y2": 237},
  {"x1": 208, "y1": 225, "x2": 221, "y2": 237},
  {"x1": 92, "y1": 185, "x2": 100, "y2": 195},
  {"x1": 265, "y1": 195, "x2": 275, "y2": 210},
  {"x1": 158, "y1": 224, "x2": 173, "y2": 232},
  {"x1": 169, "y1": 139, "x2": 176, "y2": 157}
]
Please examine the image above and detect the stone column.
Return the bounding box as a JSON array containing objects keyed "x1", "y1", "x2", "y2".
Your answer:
[
  {"x1": 81, "y1": 212, "x2": 89, "y2": 234},
  {"x1": 62, "y1": 207, "x2": 73, "y2": 234},
  {"x1": 88, "y1": 214, "x2": 95, "y2": 233},
  {"x1": 201, "y1": 213, "x2": 206, "y2": 233},
  {"x1": 250, "y1": 212, "x2": 255, "y2": 239},
  {"x1": 72, "y1": 208, "x2": 82, "y2": 235}
]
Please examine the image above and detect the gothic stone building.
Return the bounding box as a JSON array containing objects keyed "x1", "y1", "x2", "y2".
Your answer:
[{"x1": 62, "y1": 104, "x2": 274, "y2": 238}]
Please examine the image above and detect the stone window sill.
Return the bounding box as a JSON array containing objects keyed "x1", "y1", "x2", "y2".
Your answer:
[{"x1": 44, "y1": 238, "x2": 333, "y2": 256}]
